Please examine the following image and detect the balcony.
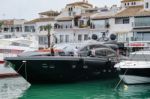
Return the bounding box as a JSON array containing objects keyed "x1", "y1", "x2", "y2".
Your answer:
[
  {"x1": 54, "y1": 24, "x2": 72, "y2": 30},
  {"x1": 133, "y1": 22, "x2": 150, "y2": 28},
  {"x1": 90, "y1": 23, "x2": 109, "y2": 31}
]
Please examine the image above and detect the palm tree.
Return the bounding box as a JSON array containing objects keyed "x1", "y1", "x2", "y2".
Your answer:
[
  {"x1": 40, "y1": 24, "x2": 52, "y2": 48},
  {"x1": 0, "y1": 21, "x2": 3, "y2": 32}
]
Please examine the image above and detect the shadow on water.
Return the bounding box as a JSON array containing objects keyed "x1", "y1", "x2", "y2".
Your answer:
[
  {"x1": 20, "y1": 78, "x2": 150, "y2": 99},
  {"x1": 0, "y1": 76, "x2": 30, "y2": 99}
]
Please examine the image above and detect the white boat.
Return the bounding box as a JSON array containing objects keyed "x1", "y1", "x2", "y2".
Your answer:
[
  {"x1": 0, "y1": 37, "x2": 38, "y2": 77},
  {"x1": 115, "y1": 50, "x2": 150, "y2": 84},
  {"x1": 0, "y1": 37, "x2": 38, "y2": 63}
]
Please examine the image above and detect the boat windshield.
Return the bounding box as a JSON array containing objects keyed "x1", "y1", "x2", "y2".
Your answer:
[
  {"x1": 129, "y1": 54, "x2": 150, "y2": 61},
  {"x1": 10, "y1": 40, "x2": 31, "y2": 47}
]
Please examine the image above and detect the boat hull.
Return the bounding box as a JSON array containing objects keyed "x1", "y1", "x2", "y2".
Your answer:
[
  {"x1": 118, "y1": 68, "x2": 150, "y2": 84},
  {"x1": 5, "y1": 56, "x2": 117, "y2": 82}
]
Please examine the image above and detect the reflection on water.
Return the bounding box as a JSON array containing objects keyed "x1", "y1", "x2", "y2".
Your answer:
[
  {"x1": 0, "y1": 77, "x2": 150, "y2": 99},
  {"x1": 116, "y1": 83, "x2": 150, "y2": 99},
  {"x1": 21, "y1": 79, "x2": 150, "y2": 99},
  {"x1": 0, "y1": 77, "x2": 30, "y2": 99}
]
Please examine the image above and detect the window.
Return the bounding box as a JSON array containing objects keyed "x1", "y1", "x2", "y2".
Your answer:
[
  {"x1": 134, "y1": 2, "x2": 136, "y2": 5},
  {"x1": 60, "y1": 35, "x2": 64, "y2": 43},
  {"x1": 80, "y1": 20, "x2": 84, "y2": 25},
  {"x1": 78, "y1": 34, "x2": 82, "y2": 41},
  {"x1": 106, "y1": 50, "x2": 116, "y2": 57},
  {"x1": 4, "y1": 28, "x2": 9, "y2": 32},
  {"x1": 70, "y1": 7, "x2": 73, "y2": 11},
  {"x1": 11, "y1": 27, "x2": 14, "y2": 32},
  {"x1": 80, "y1": 46, "x2": 89, "y2": 51},
  {"x1": 39, "y1": 36, "x2": 47, "y2": 45},
  {"x1": 65, "y1": 35, "x2": 69, "y2": 42},
  {"x1": 131, "y1": 2, "x2": 134, "y2": 5},
  {"x1": 146, "y1": 2, "x2": 149, "y2": 8},
  {"x1": 123, "y1": 18, "x2": 129, "y2": 24},
  {"x1": 5, "y1": 35, "x2": 11, "y2": 38},
  {"x1": 69, "y1": 12, "x2": 71, "y2": 16},
  {"x1": 115, "y1": 18, "x2": 129, "y2": 24},
  {"x1": 95, "y1": 50, "x2": 106, "y2": 57},
  {"x1": 84, "y1": 34, "x2": 88, "y2": 40}
]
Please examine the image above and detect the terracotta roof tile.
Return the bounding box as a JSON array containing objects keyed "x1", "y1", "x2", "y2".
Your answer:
[
  {"x1": 91, "y1": 12, "x2": 116, "y2": 20},
  {"x1": 121, "y1": 0, "x2": 143, "y2": 3},
  {"x1": 39, "y1": 10, "x2": 60, "y2": 16},
  {"x1": 136, "y1": 10, "x2": 150, "y2": 16},
  {"x1": 0, "y1": 20, "x2": 14, "y2": 25},
  {"x1": 81, "y1": 13, "x2": 95, "y2": 18},
  {"x1": 114, "y1": 6, "x2": 143, "y2": 17},
  {"x1": 55, "y1": 16, "x2": 73, "y2": 21},
  {"x1": 67, "y1": 2, "x2": 93, "y2": 7},
  {"x1": 24, "y1": 18, "x2": 55, "y2": 24}
]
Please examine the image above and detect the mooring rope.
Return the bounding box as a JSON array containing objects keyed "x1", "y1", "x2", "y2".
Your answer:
[
  {"x1": 24, "y1": 61, "x2": 28, "y2": 81},
  {"x1": 114, "y1": 68, "x2": 128, "y2": 90},
  {"x1": 17, "y1": 62, "x2": 25, "y2": 72},
  {"x1": 17, "y1": 61, "x2": 28, "y2": 81}
]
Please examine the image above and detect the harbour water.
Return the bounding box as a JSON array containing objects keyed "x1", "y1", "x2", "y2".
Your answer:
[{"x1": 0, "y1": 77, "x2": 150, "y2": 99}]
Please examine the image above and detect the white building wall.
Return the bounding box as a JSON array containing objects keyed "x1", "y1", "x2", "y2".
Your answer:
[
  {"x1": 35, "y1": 21, "x2": 56, "y2": 48},
  {"x1": 109, "y1": 17, "x2": 134, "y2": 42},
  {"x1": 73, "y1": 7, "x2": 82, "y2": 16},
  {"x1": 110, "y1": 17, "x2": 134, "y2": 33},
  {"x1": 91, "y1": 20, "x2": 106, "y2": 29},
  {"x1": 13, "y1": 19, "x2": 26, "y2": 25},
  {"x1": 121, "y1": 1, "x2": 143, "y2": 8},
  {"x1": 55, "y1": 29, "x2": 92, "y2": 43}
]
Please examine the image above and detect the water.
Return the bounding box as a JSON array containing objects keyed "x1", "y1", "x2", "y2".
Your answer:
[
  {"x1": 0, "y1": 77, "x2": 30, "y2": 99},
  {"x1": 1, "y1": 77, "x2": 150, "y2": 99}
]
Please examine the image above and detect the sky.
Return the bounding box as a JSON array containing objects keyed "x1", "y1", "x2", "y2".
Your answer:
[{"x1": 0, "y1": 0, "x2": 120, "y2": 20}]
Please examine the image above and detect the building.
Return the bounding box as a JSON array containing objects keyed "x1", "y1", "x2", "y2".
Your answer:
[
  {"x1": 113, "y1": 0, "x2": 150, "y2": 51},
  {"x1": 54, "y1": 0, "x2": 93, "y2": 43},
  {"x1": 0, "y1": 19, "x2": 28, "y2": 38},
  {"x1": 54, "y1": 0, "x2": 119, "y2": 44},
  {"x1": 91, "y1": 5, "x2": 119, "y2": 41},
  {"x1": 25, "y1": 10, "x2": 59, "y2": 48},
  {"x1": 2, "y1": 0, "x2": 150, "y2": 51}
]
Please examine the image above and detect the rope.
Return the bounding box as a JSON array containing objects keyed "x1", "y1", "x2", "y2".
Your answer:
[
  {"x1": 17, "y1": 62, "x2": 25, "y2": 72},
  {"x1": 25, "y1": 62, "x2": 28, "y2": 81},
  {"x1": 114, "y1": 68, "x2": 128, "y2": 90},
  {"x1": 17, "y1": 61, "x2": 28, "y2": 81}
]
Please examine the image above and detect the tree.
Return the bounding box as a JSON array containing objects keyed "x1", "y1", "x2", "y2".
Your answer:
[
  {"x1": 39, "y1": 24, "x2": 52, "y2": 48},
  {"x1": 0, "y1": 21, "x2": 3, "y2": 32}
]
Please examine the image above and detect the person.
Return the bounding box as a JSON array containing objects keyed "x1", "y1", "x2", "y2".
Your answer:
[
  {"x1": 73, "y1": 46, "x2": 78, "y2": 56},
  {"x1": 50, "y1": 47, "x2": 55, "y2": 56},
  {"x1": 50, "y1": 43, "x2": 55, "y2": 56},
  {"x1": 91, "y1": 48, "x2": 96, "y2": 57},
  {"x1": 87, "y1": 48, "x2": 96, "y2": 57}
]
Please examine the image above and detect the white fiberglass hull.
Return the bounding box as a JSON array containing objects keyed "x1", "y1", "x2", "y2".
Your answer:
[
  {"x1": 119, "y1": 75, "x2": 150, "y2": 84},
  {"x1": 0, "y1": 64, "x2": 18, "y2": 77}
]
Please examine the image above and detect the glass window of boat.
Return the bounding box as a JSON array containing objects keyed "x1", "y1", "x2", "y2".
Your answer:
[
  {"x1": 80, "y1": 46, "x2": 89, "y2": 51},
  {"x1": 106, "y1": 50, "x2": 116, "y2": 57},
  {"x1": 95, "y1": 50, "x2": 106, "y2": 57},
  {"x1": 11, "y1": 42, "x2": 29, "y2": 47},
  {"x1": 89, "y1": 44, "x2": 108, "y2": 49},
  {"x1": 129, "y1": 54, "x2": 150, "y2": 61}
]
